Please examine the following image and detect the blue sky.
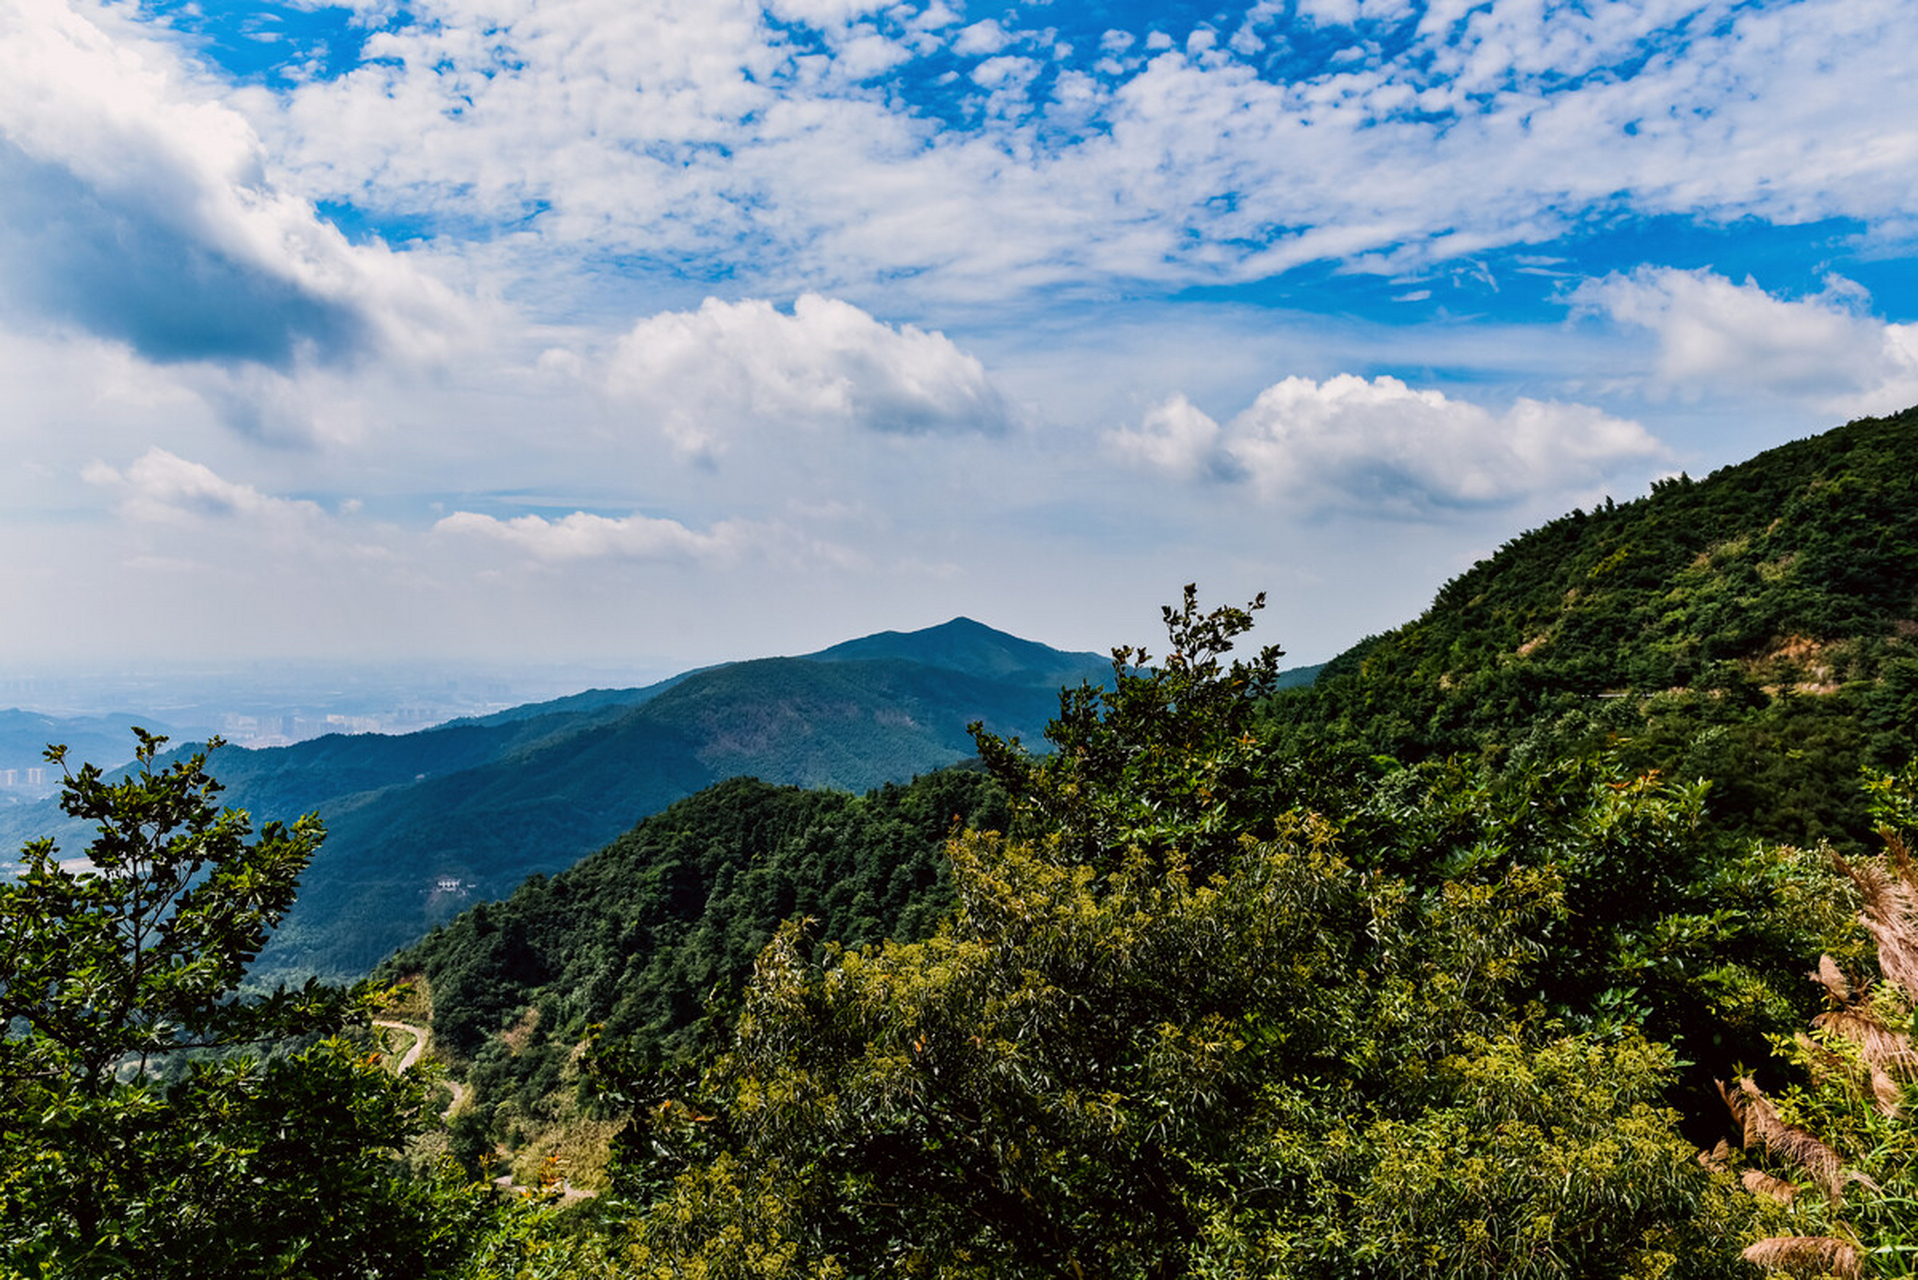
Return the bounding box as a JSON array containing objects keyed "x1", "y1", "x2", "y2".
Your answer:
[{"x1": 2, "y1": 0, "x2": 1916, "y2": 675}]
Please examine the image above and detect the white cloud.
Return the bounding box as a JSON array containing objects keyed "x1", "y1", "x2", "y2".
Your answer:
[
  {"x1": 1105, "y1": 394, "x2": 1240, "y2": 482},
  {"x1": 601, "y1": 294, "x2": 1015, "y2": 458},
  {"x1": 432, "y1": 510, "x2": 757, "y2": 564},
  {"x1": 7, "y1": 0, "x2": 1912, "y2": 675},
  {"x1": 1110, "y1": 375, "x2": 1665, "y2": 513},
  {"x1": 914, "y1": 4, "x2": 961, "y2": 32},
  {"x1": 831, "y1": 27, "x2": 913, "y2": 80},
  {"x1": 765, "y1": 0, "x2": 892, "y2": 25},
  {"x1": 1294, "y1": 0, "x2": 1361, "y2": 25},
  {"x1": 953, "y1": 19, "x2": 1012, "y2": 56},
  {"x1": 1575, "y1": 267, "x2": 1918, "y2": 413},
  {"x1": 83, "y1": 447, "x2": 327, "y2": 528},
  {"x1": 0, "y1": 0, "x2": 472, "y2": 373},
  {"x1": 208, "y1": 0, "x2": 1918, "y2": 311},
  {"x1": 972, "y1": 55, "x2": 1040, "y2": 92}
]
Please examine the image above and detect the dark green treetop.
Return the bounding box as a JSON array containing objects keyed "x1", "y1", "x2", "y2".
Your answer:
[
  {"x1": 1, "y1": 730, "x2": 344, "y2": 1091},
  {"x1": 0, "y1": 732, "x2": 481, "y2": 1278}
]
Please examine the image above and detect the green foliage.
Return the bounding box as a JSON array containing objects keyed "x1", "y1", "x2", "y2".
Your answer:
[
  {"x1": 1330, "y1": 754, "x2": 1852, "y2": 1092},
  {"x1": 975, "y1": 585, "x2": 1286, "y2": 879},
  {"x1": 1715, "y1": 763, "x2": 1918, "y2": 1278},
  {"x1": 388, "y1": 767, "x2": 1009, "y2": 1179},
  {"x1": 622, "y1": 824, "x2": 1755, "y2": 1276},
  {"x1": 0, "y1": 732, "x2": 492, "y2": 1278},
  {"x1": 609, "y1": 595, "x2": 1789, "y2": 1277},
  {"x1": 1267, "y1": 406, "x2": 1918, "y2": 848},
  {"x1": 1863, "y1": 758, "x2": 1918, "y2": 832},
  {"x1": 1, "y1": 730, "x2": 345, "y2": 1088},
  {"x1": 1253, "y1": 1031, "x2": 1752, "y2": 1280}
]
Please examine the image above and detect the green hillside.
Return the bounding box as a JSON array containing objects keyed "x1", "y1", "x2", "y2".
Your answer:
[
  {"x1": 516, "y1": 589, "x2": 1865, "y2": 1276},
  {"x1": 0, "y1": 620, "x2": 1101, "y2": 982},
  {"x1": 264, "y1": 641, "x2": 1104, "y2": 978},
  {"x1": 1267, "y1": 405, "x2": 1918, "y2": 847},
  {"x1": 384, "y1": 766, "x2": 1008, "y2": 1188}
]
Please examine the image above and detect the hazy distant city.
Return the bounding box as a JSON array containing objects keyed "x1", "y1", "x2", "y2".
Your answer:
[{"x1": 0, "y1": 660, "x2": 677, "y2": 797}]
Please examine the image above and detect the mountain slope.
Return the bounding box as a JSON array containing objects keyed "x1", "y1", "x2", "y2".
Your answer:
[
  {"x1": 162, "y1": 620, "x2": 1108, "y2": 979},
  {"x1": 1267, "y1": 404, "x2": 1918, "y2": 845},
  {"x1": 807, "y1": 615, "x2": 1105, "y2": 685},
  {"x1": 382, "y1": 766, "x2": 1010, "y2": 1188}
]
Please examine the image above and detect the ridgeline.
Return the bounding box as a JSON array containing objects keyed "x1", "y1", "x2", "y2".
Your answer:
[{"x1": 1268, "y1": 404, "x2": 1918, "y2": 847}]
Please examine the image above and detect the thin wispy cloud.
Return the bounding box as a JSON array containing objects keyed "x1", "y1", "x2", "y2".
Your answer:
[{"x1": 434, "y1": 510, "x2": 763, "y2": 565}]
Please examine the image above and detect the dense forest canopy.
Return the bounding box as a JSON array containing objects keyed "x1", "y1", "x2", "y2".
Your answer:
[
  {"x1": 596, "y1": 591, "x2": 1856, "y2": 1276},
  {"x1": 1267, "y1": 405, "x2": 1918, "y2": 848}
]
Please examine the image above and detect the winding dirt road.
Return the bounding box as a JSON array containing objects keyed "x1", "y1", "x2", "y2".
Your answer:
[
  {"x1": 373, "y1": 1019, "x2": 469, "y2": 1115},
  {"x1": 373, "y1": 1018, "x2": 593, "y2": 1200}
]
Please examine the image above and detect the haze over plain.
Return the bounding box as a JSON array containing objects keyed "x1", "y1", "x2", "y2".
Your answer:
[{"x1": 4, "y1": 0, "x2": 1916, "y2": 674}]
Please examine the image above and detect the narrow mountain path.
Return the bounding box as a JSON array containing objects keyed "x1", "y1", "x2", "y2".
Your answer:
[
  {"x1": 372, "y1": 1018, "x2": 593, "y2": 1200},
  {"x1": 373, "y1": 1019, "x2": 468, "y2": 1115}
]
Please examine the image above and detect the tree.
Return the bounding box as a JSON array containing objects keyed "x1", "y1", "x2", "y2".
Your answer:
[
  {"x1": 973, "y1": 584, "x2": 1286, "y2": 880},
  {"x1": 0, "y1": 731, "x2": 478, "y2": 1277},
  {"x1": 616, "y1": 596, "x2": 1773, "y2": 1277}
]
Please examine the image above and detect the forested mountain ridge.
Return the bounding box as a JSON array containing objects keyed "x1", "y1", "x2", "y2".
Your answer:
[
  {"x1": 451, "y1": 616, "x2": 1108, "y2": 730},
  {"x1": 254, "y1": 622, "x2": 1112, "y2": 979},
  {"x1": 415, "y1": 590, "x2": 1880, "y2": 1277},
  {"x1": 1267, "y1": 404, "x2": 1918, "y2": 846},
  {"x1": 17, "y1": 442, "x2": 1918, "y2": 1273},
  {"x1": 2, "y1": 619, "x2": 1114, "y2": 981},
  {"x1": 390, "y1": 405, "x2": 1918, "y2": 1263}
]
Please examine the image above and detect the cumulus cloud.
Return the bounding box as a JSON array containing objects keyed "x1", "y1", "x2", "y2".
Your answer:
[
  {"x1": 952, "y1": 19, "x2": 1012, "y2": 56},
  {"x1": 1295, "y1": 0, "x2": 1413, "y2": 26},
  {"x1": 765, "y1": 0, "x2": 892, "y2": 25},
  {"x1": 433, "y1": 510, "x2": 758, "y2": 564},
  {"x1": 83, "y1": 447, "x2": 327, "y2": 528},
  {"x1": 1574, "y1": 267, "x2": 1918, "y2": 413},
  {"x1": 601, "y1": 294, "x2": 1015, "y2": 458},
  {"x1": 1110, "y1": 375, "x2": 1665, "y2": 514},
  {"x1": 1106, "y1": 394, "x2": 1243, "y2": 483},
  {"x1": 0, "y1": 0, "x2": 469, "y2": 372}
]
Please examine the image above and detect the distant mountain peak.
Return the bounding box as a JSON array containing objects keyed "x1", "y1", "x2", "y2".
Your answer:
[
  {"x1": 804, "y1": 617, "x2": 1105, "y2": 686},
  {"x1": 820, "y1": 616, "x2": 1021, "y2": 648}
]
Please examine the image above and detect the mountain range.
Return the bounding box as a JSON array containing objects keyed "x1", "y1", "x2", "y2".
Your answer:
[{"x1": 5, "y1": 618, "x2": 1136, "y2": 979}]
